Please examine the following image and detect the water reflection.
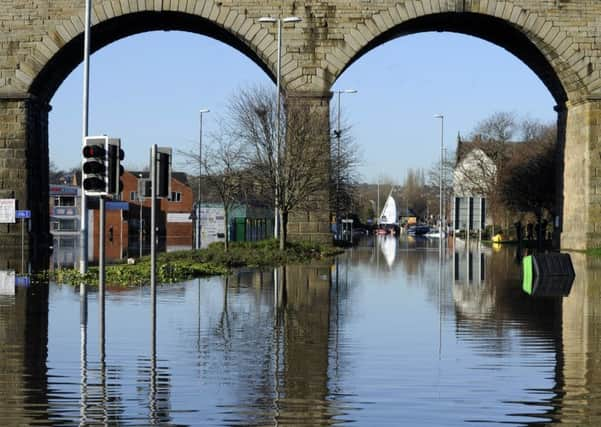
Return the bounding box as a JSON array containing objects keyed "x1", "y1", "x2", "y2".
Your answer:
[
  {"x1": 558, "y1": 254, "x2": 601, "y2": 425},
  {"x1": 276, "y1": 264, "x2": 334, "y2": 424},
  {"x1": 0, "y1": 279, "x2": 49, "y2": 424},
  {"x1": 3, "y1": 245, "x2": 601, "y2": 424}
]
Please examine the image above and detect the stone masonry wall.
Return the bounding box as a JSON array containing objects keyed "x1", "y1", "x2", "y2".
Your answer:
[{"x1": 562, "y1": 99, "x2": 601, "y2": 250}]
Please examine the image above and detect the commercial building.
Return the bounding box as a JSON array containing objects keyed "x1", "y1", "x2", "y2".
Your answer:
[
  {"x1": 91, "y1": 171, "x2": 194, "y2": 261},
  {"x1": 49, "y1": 171, "x2": 194, "y2": 264},
  {"x1": 49, "y1": 184, "x2": 81, "y2": 267},
  {"x1": 198, "y1": 203, "x2": 273, "y2": 248}
]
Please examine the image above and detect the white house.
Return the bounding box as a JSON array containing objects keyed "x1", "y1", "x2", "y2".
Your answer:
[{"x1": 453, "y1": 143, "x2": 497, "y2": 232}]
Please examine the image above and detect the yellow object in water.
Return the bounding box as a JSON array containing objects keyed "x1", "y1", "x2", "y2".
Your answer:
[{"x1": 492, "y1": 234, "x2": 503, "y2": 243}]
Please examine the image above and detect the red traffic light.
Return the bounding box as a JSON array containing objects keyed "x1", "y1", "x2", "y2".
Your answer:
[{"x1": 83, "y1": 145, "x2": 106, "y2": 158}]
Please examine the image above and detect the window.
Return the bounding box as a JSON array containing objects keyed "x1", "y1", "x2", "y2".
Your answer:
[
  {"x1": 59, "y1": 219, "x2": 77, "y2": 231},
  {"x1": 130, "y1": 191, "x2": 137, "y2": 201},
  {"x1": 54, "y1": 196, "x2": 75, "y2": 207},
  {"x1": 52, "y1": 219, "x2": 77, "y2": 231},
  {"x1": 170, "y1": 192, "x2": 182, "y2": 202}
]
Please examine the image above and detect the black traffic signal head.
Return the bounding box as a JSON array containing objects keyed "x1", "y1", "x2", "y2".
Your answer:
[
  {"x1": 82, "y1": 139, "x2": 108, "y2": 194},
  {"x1": 107, "y1": 141, "x2": 125, "y2": 196}
]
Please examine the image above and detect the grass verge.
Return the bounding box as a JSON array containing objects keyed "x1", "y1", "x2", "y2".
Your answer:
[{"x1": 41, "y1": 239, "x2": 343, "y2": 287}]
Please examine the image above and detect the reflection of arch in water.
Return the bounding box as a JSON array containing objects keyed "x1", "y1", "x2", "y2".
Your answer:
[
  {"x1": 0, "y1": 282, "x2": 50, "y2": 424},
  {"x1": 554, "y1": 254, "x2": 601, "y2": 424},
  {"x1": 277, "y1": 263, "x2": 337, "y2": 425},
  {"x1": 452, "y1": 247, "x2": 566, "y2": 421}
]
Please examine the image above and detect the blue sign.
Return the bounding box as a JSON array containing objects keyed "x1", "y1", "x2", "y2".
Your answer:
[
  {"x1": 106, "y1": 201, "x2": 129, "y2": 211},
  {"x1": 15, "y1": 276, "x2": 30, "y2": 287},
  {"x1": 15, "y1": 210, "x2": 31, "y2": 219}
]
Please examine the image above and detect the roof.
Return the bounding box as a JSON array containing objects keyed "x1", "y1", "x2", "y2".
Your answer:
[
  {"x1": 399, "y1": 207, "x2": 417, "y2": 217},
  {"x1": 455, "y1": 135, "x2": 522, "y2": 165},
  {"x1": 128, "y1": 170, "x2": 189, "y2": 185}
]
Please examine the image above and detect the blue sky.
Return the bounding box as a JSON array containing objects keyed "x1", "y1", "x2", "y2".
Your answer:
[{"x1": 49, "y1": 30, "x2": 556, "y2": 183}]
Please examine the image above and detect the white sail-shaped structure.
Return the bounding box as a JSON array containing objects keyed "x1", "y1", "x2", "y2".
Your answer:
[
  {"x1": 379, "y1": 195, "x2": 397, "y2": 225},
  {"x1": 379, "y1": 235, "x2": 397, "y2": 268}
]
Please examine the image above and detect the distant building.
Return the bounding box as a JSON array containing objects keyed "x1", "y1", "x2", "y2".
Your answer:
[
  {"x1": 198, "y1": 203, "x2": 273, "y2": 248},
  {"x1": 50, "y1": 171, "x2": 195, "y2": 264},
  {"x1": 452, "y1": 136, "x2": 497, "y2": 232},
  {"x1": 90, "y1": 171, "x2": 194, "y2": 261},
  {"x1": 398, "y1": 207, "x2": 418, "y2": 226},
  {"x1": 49, "y1": 184, "x2": 81, "y2": 267}
]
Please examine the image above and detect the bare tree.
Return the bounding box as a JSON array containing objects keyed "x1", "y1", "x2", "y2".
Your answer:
[
  {"x1": 470, "y1": 111, "x2": 518, "y2": 166},
  {"x1": 49, "y1": 162, "x2": 80, "y2": 185},
  {"x1": 472, "y1": 111, "x2": 518, "y2": 143},
  {"x1": 179, "y1": 127, "x2": 247, "y2": 252},
  {"x1": 401, "y1": 169, "x2": 428, "y2": 219},
  {"x1": 458, "y1": 112, "x2": 557, "y2": 230},
  {"x1": 427, "y1": 151, "x2": 455, "y2": 221},
  {"x1": 229, "y1": 85, "x2": 330, "y2": 250},
  {"x1": 330, "y1": 115, "x2": 362, "y2": 219},
  {"x1": 501, "y1": 123, "x2": 557, "y2": 222}
]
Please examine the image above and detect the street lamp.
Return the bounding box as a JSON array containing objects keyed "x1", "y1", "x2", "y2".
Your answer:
[
  {"x1": 333, "y1": 89, "x2": 357, "y2": 229},
  {"x1": 258, "y1": 15, "x2": 302, "y2": 239},
  {"x1": 197, "y1": 108, "x2": 210, "y2": 250},
  {"x1": 434, "y1": 114, "x2": 444, "y2": 250}
]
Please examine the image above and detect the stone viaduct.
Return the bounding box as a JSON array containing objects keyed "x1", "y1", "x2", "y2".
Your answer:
[{"x1": 1, "y1": 0, "x2": 601, "y2": 262}]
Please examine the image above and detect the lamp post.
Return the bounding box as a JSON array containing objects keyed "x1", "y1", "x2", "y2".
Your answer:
[
  {"x1": 434, "y1": 114, "x2": 444, "y2": 254},
  {"x1": 79, "y1": 0, "x2": 92, "y2": 278},
  {"x1": 197, "y1": 108, "x2": 210, "y2": 250},
  {"x1": 333, "y1": 89, "x2": 357, "y2": 232},
  {"x1": 258, "y1": 15, "x2": 301, "y2": 239}
]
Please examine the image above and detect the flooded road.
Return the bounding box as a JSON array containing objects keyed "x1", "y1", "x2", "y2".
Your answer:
[{"x1": 1, "y1": 236, "x2": 600, "y2": 425}]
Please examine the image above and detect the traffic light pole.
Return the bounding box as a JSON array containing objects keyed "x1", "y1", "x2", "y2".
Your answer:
[
  {"x1": 99, "y1": 196, "x2": 106, "y2": 357},
  {"x1": 150, "y1": 144, "x2": 157, "y2": 349},
  {"x1": 79, "y1": 0, "x2": 92, "y2": 340}
]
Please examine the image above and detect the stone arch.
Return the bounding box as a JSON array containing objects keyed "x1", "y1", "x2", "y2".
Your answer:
[
  {"x1": 326, "y1": 1, "x2": 588, "y2": 105},
  {"x1": 22, "y1": 0, "x2": 278, "y2": 101}
]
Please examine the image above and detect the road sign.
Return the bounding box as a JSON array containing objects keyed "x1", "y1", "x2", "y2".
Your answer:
[
  {"x1": 0, "y1": 199, "x2": 15, "y2": 224},
  {"x1": 16, "y1": 210, "x2": 31, "y2": 219},
  {"x1": 106, "y1": 201, "x2": 129, "y2": 211},
  {"x1": 0, "y1": 270, "x2": 15, "y2": 296},
  {"x1": 15, "y1": 276, "x2": 30, "y2": 287}
]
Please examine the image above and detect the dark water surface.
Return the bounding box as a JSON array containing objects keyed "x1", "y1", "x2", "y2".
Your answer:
[{"x1": 1, "y1": 236, "x2": 601, "y2": 426}]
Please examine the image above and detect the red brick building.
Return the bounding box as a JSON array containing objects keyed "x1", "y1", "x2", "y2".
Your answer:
[{"x1": 91, "y1": 171, "x2": 193, "y2": 261}]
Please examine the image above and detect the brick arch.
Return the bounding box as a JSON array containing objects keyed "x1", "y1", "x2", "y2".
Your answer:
[
  {"x1": 327, "y1": 1, "x2": 587, "y2": 105},
  {"x1": 23, "y1": 0, "x2": 277, "y2": 101}
]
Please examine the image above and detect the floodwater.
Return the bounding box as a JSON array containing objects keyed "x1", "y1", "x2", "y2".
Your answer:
[{"x1": 1, "y1": 236, "x2": 601, "y2": 426}]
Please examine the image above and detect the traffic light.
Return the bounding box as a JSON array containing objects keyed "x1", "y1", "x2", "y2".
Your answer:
[
  {"x1": 82, "y1": 137, "x2": 107, "y2": 195},
  {"x1": 157, "y1": 147, "x2": 172, "y2": 199},
  {"x1": 107, "y1": 139, "x2": 124, "y2": 196},
  {"x1": 82, "y1": 136, "x2": 125, "y2": 197}
]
